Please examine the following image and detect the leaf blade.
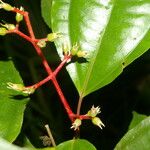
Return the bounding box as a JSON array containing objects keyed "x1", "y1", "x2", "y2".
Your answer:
[
  {"x1": 128, "y1": 111, "x2": 147, "y2": 130},
  {"x1": 56, "y1": 139, "x2": 96, "y2": 150},
  {"x1": 41, "y1": 0, "x2": 53, "y2": 28},
  {"x1": 115, "y1": 116, "x2": 150, "y2": 150},
  {"x1": 42, "y1": 0, "x2": 150, "y2": 97},
  {"x1": 0, "y1": 60, "x2": 29, "y2": 142}
]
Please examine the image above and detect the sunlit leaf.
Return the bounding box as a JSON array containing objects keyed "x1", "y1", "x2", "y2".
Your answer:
[
  {"x1": 42, "y1": 0, "x2": 150, "y2": 98},
  {"x1": 56, "y1": 139, "x2": 96, "y2": 150},
  {"x1": 0, "y1": 138, "x2": 54, "y2": 150},
  {"x1": 41, "y1": 0, "x2": 52, "y2": 28},
  {"x1": 0, "y1": 60, "x2": 29, "y2": 142}
]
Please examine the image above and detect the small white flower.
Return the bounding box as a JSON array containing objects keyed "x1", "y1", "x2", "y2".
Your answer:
[
  {"x1": 92, "y1": 117, "x2": 105, "y2": 129},
  {"x1": 70, "y1": 119, "x2": 82, "y2": 130},
  {"x1": 87, "y1": 105, "x2": 101, "y2": 117}
]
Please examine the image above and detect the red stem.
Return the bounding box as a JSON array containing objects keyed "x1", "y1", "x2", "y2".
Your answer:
[
  {"x1": 10, "y1": 8, "x2": 75, "y2": 121},
  {"x1": 78, "y1": 115, "x2": 91, "y2": 120},
  {"x1": 32, "y1": 44, "x2": 74, "y2": 121},
  {"x1": 27, "y1": 55, "x2": 71, "y2": 89},
  {"x1": 10, "y1": 7, "x2": 95, "y2": 122},
  {"x1": 13, "y1": 8, "x2": 35, "y2": 39},
  {"x1": 7, "y1": 29, "x2": 32, "y2": 43}
]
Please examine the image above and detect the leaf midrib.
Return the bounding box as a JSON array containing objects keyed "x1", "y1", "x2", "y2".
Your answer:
[{"x1": 77, "y1": 1, "x2": 116, "y2": 98}]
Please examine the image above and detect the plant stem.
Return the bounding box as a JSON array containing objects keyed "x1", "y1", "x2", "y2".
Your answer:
[
  {"x1": 76, "y1": 97, "x2": 83, "y2": 116},
  {"x1": 11, "y1": 7, "x2": 75, "y2": 122},
  {"x1": 45, "y1": 124, "x2": 56, "y2": 147},
  {"x1": 7, "y1": 29, "x2": 32, "y2": 43},
  {"x1": 32, "y1": 45, "x2": 74, "y2": 121},
  {"x1": 13, "y1": 8, "x2": 35, "y2": 39},
  {"x1": 27, "y1": 55, "x2": 71, "y2": 89}
]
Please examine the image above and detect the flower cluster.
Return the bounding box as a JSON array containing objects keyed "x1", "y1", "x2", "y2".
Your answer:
[
  {"x1": 1, "y1": 1, "x2": 104, "y2": 133},
  {"x1": 71, "y1": 105, "x2": 105, "y2": 130}
]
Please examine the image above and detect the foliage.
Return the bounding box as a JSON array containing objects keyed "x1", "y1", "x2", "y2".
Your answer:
[
  {"x1": 115, "y1": 116, "x2": 150, "y2": 150},
  {"x1": 0, "y1": 138, "x2": 95, "y2": 150},
  {"x1": 128, "y1": 111, "x2": 147, "y2": 130},
  {"x1": 0, "y1": 0, "x2": 149, "y2": 150},
  {"x1": 0, "y1": 61, "x2": 29, "y2": 142},
  {"x1": 42, "y1": 0, "x2": 150, "y2": 97}
]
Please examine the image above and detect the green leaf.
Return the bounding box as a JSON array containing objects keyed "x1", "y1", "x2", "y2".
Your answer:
[
  {"x1": 0, "y1": 138, "x2": 28, "y2": 150},
  {"x1": 115, "y1": 116, "x2": 150, "y2": 150},
  {"x1": 0, "y1": 60, "x2": 29, "y2": 142},
  {"x1": 41, "y1": 0, "x2": 53, "y2": 28},
  {"x1": 56, "y1": 139, "x2": 96, "y2": 150},
  {"x1": 0, "y1": 138, "x2": 54, "y2": 150},
  {"x1": 0, "y1": 138, "x2": 95, "y2": 150},
  {"x1": 128, "y1": 111, "x2": 147, "y2": 130},
  {"x1": 42, "y1": 0, "x2": 150, "y2": 97}
]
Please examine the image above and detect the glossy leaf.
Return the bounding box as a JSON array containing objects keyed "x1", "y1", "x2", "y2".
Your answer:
[
  {"x1": 115, "y1": 116, "x2": 150, "y2": 150},
  {"x1": 0, "y1": 138, "x2": 95, "y2": 150},
  {"x1": 0, "y1": 138, "x2": 27, "y2": 150},
  {"x1": 0, "y1": 60, "x2": 29, "y2": 142},
  {"x1": 56, "y1": 139, "x2": 96, "y2": 150},
  {"x1": 41, "y1": 0, "x2": 52, "y2": 28},
  {"x1": 42, "y1": 0, "x2": 150, "y2": 97},
  {"x1": 128, "y1": 111, "x2": 147, "y2": 130},
  {"x1": 0, "y1": 138, "x2": 54, "y2": 150}
]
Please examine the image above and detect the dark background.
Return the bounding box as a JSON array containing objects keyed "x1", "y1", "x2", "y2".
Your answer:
[{"x1": 0, "y1": 1, "x2": 150, "y2": 149}]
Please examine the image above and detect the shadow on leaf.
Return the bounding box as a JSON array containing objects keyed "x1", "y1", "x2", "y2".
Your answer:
[{"x1": 9, "y1": 94, "x2": 29, "y2": 100}]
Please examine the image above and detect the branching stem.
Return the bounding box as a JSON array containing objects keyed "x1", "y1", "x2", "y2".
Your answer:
[
  {"x1": 6, "y1": 6, "x2": 93, "y2": 125},
  {"x1": 45, "y1": 124, "x2": 56, "y2": 147},
  {"x1": 27, "y1": 55, "x2": 71, "y2": 91},
  {"x1": 11, "y1": 7, "x2": 75, "y2": 122}
]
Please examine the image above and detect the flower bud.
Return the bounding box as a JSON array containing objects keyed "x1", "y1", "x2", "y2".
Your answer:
[
  {"x1": 22, "y1": 87, "x2": 35, "y2": 95},
  {"x1": 7, "y1": 82, "x2": 35, "y2": 95},
  {"x1": 47, "y1": 33, "x2": 62, "y2": 42},
  {"x1": 37, "y1": 40, "x2": 46, "y2": 48},
  {"x1": 0, "y1": 0, "x2": 13, "y2": 11},
  {"x1": 0, "y1": 27, "x2": 7, "y2": 36},
  {"x1": 1, "y1": 23, "x2": 15, "y2": 30},
  {"x1": 7, "y1": 24, "x2": 15, "y2": 30},
  {"x1": 92, "y1": 117, "x2": 105, "y2": 129},
  {"x1": 62, "y1": 42, "x2": 70, "y2": 55},
  {"x1": 77, "y1": 50, "x2": 87, "y2": 58},
  {"x1": 71, "y1": 43, "x2": 79, "y2": 56},
  {"x1": 16, "y1": 7, "x2": 24, "y2": 23},
  {"x1": 71, "y1": 119, "x2": 82, "y2": 130}
]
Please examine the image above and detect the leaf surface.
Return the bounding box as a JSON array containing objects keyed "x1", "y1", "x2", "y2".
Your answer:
[
  {"x1": 0, "y1": 60, "x2": 29, "y2": 142},
  {"x1": 128, "y1": 111, "x2": 147, "y2": 130},
  {"x1": 115, "y1": 116, "x2": 150, "y2": 150},
  {"x1": 56, "y1": 139, "x2": 96, "y2": 150},
  {"x1": 41, "y1": 0, "x2": 52, "y2": 28},
  {"x1": 0, "y1": 138, "x2": 54, "y2": 150},
  {"x1": 42, "y1": 0, "x2": 150, "y2": 97}
]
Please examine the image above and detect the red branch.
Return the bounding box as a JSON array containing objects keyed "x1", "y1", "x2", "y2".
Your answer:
[
  {"x1": 8, "y1": 7, "x2": 91, "y2": 123},
  {"x1": 11, "y1": 8, "x2": 75, "y2": 121},
  {"x1": 27, "y1": 55, "x2": 71, "y2": 89}
]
